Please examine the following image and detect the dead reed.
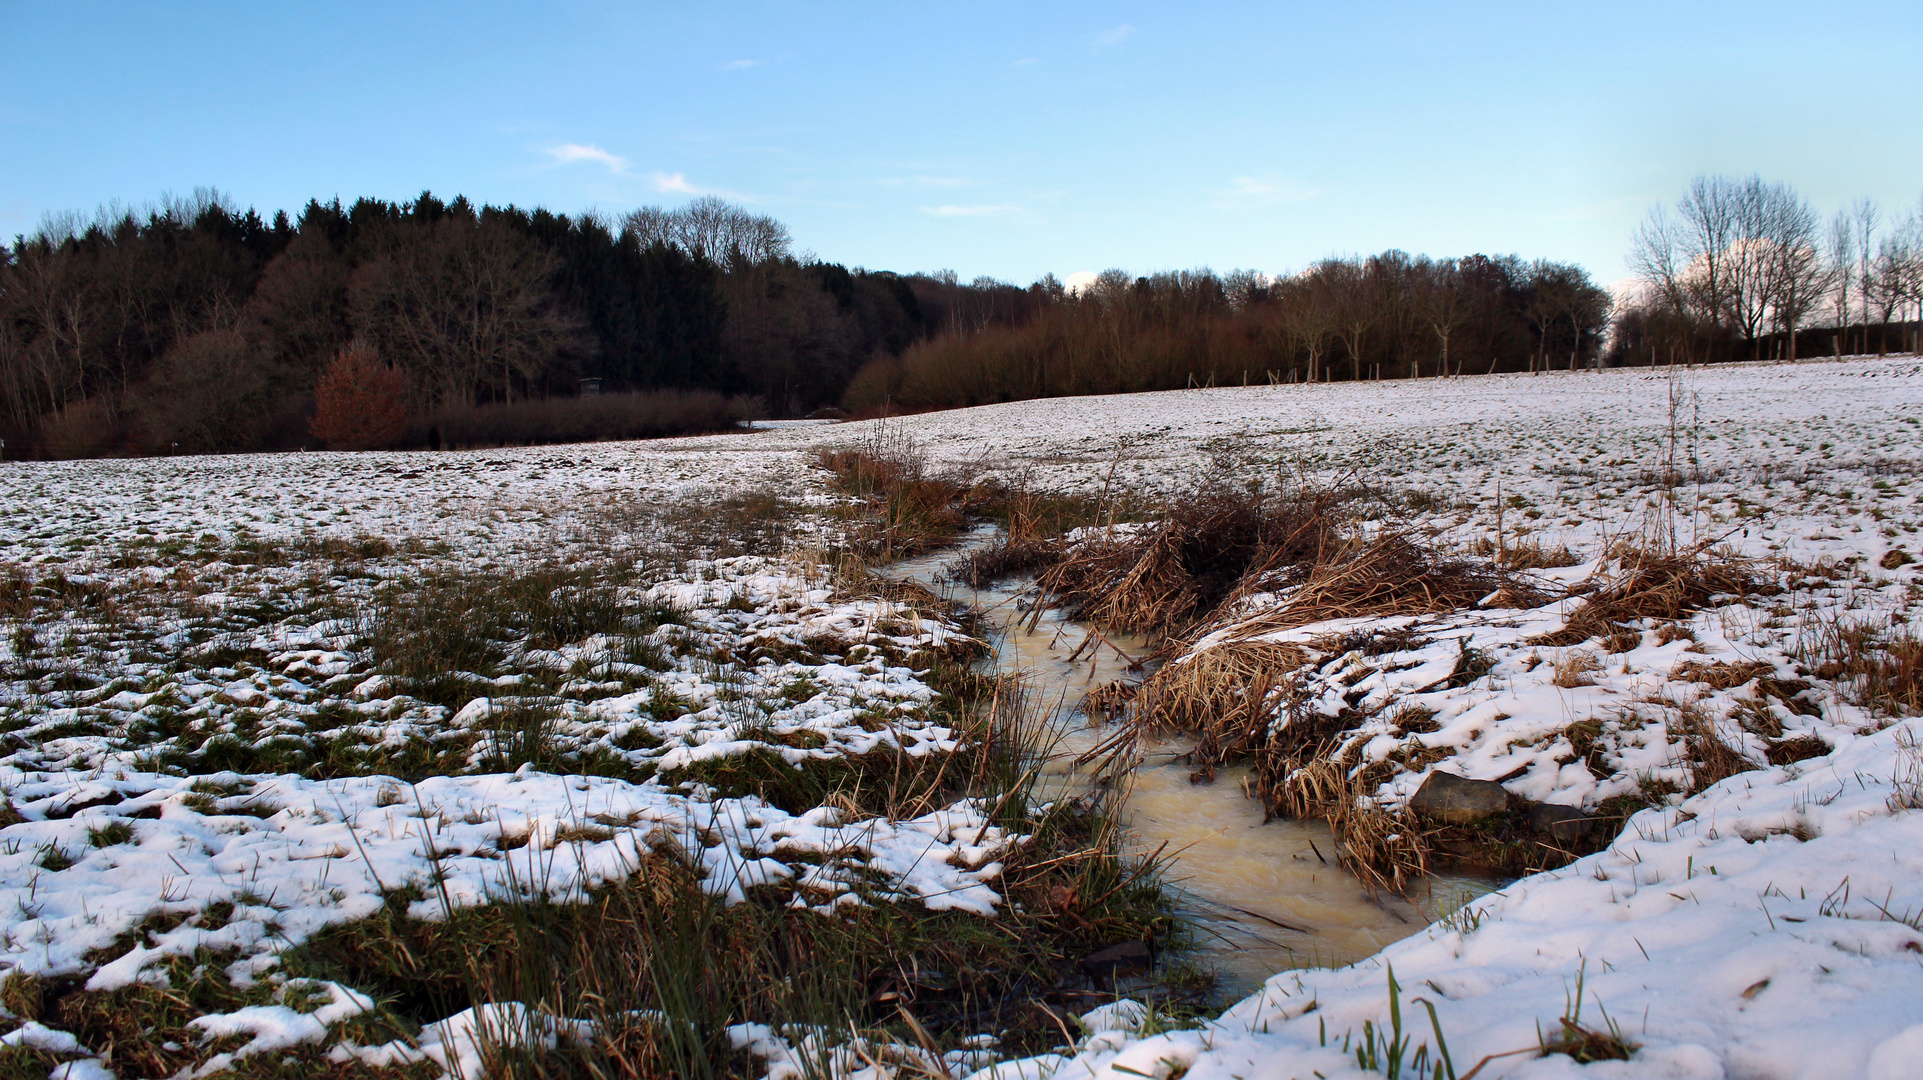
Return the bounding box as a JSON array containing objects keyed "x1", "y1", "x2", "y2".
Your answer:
[
  {"x1": 1535, "y1": 545, "x2": 1761, "y2": 649},
  {"x1": 1035, "y1": 484, "x2": 1349, "y2": 637},
  {"x1": 1799, "y1": 614, "x2": 1923, "y2": 717},
  {"x1": 813, "y1": 423, "x2": 975, "y2": 561}
]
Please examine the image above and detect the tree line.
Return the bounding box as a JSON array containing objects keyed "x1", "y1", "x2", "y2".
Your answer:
[
  {"x1": 1620, "y1": 175, "x2": 1923, "y2": 365},
  {"x1": 7, "y1": 176, "x2": 1917, "y2": 457},
  {"x1": 0, "y1": 191, "x2": 950, "y2": 456},
  {"x1": 843, "y1": 254, "x2": 1614, "y2": 412}
]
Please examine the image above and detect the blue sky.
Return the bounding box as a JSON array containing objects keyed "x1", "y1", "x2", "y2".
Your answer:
[{"x1": 3, "y1": 1, "x2": 1919, "y2": 287}]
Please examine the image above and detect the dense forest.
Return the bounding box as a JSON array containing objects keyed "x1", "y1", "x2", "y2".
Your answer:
[
  {"x1": 0, "y1": 191, "x2": 953, "y2": 456},
  {"x1": 843, "y1": 255, "x2": 1613, "y2": 412},
  {"x1": 3, "y1": 177, "x2": 1918, "y2": 458}
]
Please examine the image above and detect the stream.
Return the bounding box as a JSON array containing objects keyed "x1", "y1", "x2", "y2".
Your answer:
[{"x1": 887, "y1": 526, "x2": 1494, "y2": 1001}]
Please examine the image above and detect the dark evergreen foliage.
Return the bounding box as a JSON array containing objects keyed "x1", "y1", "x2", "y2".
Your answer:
[{"x1": 0, "y1": 190, "x2": 926, "y2": 456}]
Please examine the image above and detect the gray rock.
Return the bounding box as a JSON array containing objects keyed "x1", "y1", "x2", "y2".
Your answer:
[
  {"x1": 1526, "y1": 802, "x2": 1591, "y2": 843},
  {"x1": 1079, "y1": 939, "x2": 1154, "y2": 979},
  {"x1": 1410, "y1": 772, "x2": 1509, "y2": 825}
]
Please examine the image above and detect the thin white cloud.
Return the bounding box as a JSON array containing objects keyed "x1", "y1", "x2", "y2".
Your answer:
[
  {"x1": 719, "y1": 59, "x2": 761, "y2": 70},
  {"x1": 646, "y1": 173, "x2": 756, "y2": 202},
  {"x1": 1011, "y1": 56, "x2": 1042, "y2": 66},
  {"x1": 545, "y1": 143, "x2": 628, "y2": 173},
  {"x1": 1091, "y1": 24, "x2": 1135, "y2": 48},
  {"x1": 921, "y1": 204, "x2": 1017, "y2": 217},
  {"x1": 649, "y1": 172, "x2": 704, "y2": 194},
  {"x1": 1214, "y1": 175, "x2": 1320, "y2": 207}
]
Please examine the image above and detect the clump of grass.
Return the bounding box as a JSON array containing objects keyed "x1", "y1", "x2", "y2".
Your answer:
[
  {"x1": 1538, "y1": 961, "x2": 1638, "y2": 1064},
  {"x1": 1129, "y1": 641, "x2": 1305, "y2": 760},
  {"x1": 1551, "y1": 650, "x2": 1602, "y2": 688},
  {"x1": 1535, "y1": 544, "x2": 1762, "y2": 648},
  {"x1": 1798, "y1": 614, "x2": 1922, "y2": 717},
  {"x1": 364, "y1": 564, "x2": 633, "y2": 709},
  {"x1": 86, "y1": 820, "x2": 135, "y2": 847},
  {"x1": 814, "y1": 422, "x2": 975, "y2": 561},
  {"x1": 1674, "y1": 703, "x2": 1760, "y2": 794},
  {"x1": 1038, "y1": 481, "x2": 1350, "y2": 637},
  {"x1": 1473, "y1": 534, "x2": 1583, "y2": 570}
]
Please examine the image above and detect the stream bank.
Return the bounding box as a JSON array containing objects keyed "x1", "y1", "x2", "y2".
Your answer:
[{"x1": 886, "y1": 526, "x2": 1495, "y2": 1001}]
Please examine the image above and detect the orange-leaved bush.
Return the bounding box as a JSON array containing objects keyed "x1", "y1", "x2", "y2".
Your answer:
[{"x1": 309, "y1": 343, "x2": 408, "y2": 450}]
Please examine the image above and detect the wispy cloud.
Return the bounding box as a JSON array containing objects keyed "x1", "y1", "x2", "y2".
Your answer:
[
  {"x1": 920, "y1": 204, "x2": 1017, "y2": 217},
  {"x1": 1011, "y1": 56, "x2": 1042, "y2": 66},
  {"x1": 1214, "y1": 175, "x2": 1320, "y2": 207},
  {"x1": 646, "y1": 172, "x2": 755, "y2": 202},
  {"x1": 545, "y1": 143, "x2": 628, "y2": 172},
  {"x1": 1090, "y1": 24, "x2": 1135, "y2": 48},
  {"x1": 718, "y1": 58, "x2": 761, "y2": 70},
  {"x1": 649, "y1": 171, "x2": 704, "y2": 194}
]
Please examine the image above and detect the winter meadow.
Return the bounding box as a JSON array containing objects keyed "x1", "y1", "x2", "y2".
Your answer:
[{"x1": 4, "y1": 27, "x2": 1923, "y2": 1073}]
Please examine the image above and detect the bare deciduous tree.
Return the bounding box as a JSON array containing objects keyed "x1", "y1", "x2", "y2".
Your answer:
[
  {"x1": 1853, "y1": 199, "x2": 1879, "y2": 354},
  {"x1": 1413, "y1": 257, "x2": 1467, "y2": 379},
  {"x1": 1632, "y1": 175, "x2": 1827, "y2": 360},
  {"x1": 350, "y1": 218, "x2": 590, "y2": 408},
  {"x1": 1827, "y1": 211, "x2": 1856, "y2": 356},
  {"x1": 622, "y1": 196, "x2": 792, "y2": 263}
]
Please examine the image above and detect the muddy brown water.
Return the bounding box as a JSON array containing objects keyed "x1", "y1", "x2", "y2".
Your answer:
[{"x1": 886, "y1": 527, "x2": 1495, "y2": 1000}]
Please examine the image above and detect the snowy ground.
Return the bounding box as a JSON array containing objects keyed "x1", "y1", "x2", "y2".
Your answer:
[
  {"x1": 2, "y1": 354, "x2": 1920, "y2": 1078},
  {"x1": 979, "y1": 717, "x2": 1923, "y2": 1080}
]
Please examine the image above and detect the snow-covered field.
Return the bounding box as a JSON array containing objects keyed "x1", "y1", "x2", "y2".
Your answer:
[{"x1": 2, "y1": 354, "x2": 1920, "y2": 1078}]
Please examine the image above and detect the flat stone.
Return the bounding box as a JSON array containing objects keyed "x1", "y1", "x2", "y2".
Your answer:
[
  {"x1": 1410, "y1": 772, "x2": 1509, "y2": 825},
  {"x1": 1525, "y1": 802, "x2": 1591, "y2": 843},
  {"x1": 1079, "y1": 939, "x2": 1154, "y2": 979}
]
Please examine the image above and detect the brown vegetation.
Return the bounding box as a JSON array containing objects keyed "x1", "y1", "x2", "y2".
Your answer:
[
  {"x1": 845, "y1": 255, "x2": 1614, "y2": 414},
  {"x1": 310, "y1": 343, "x2": 408, "y2": 450},
  {"x1": 411, "y1": 388, "x2": 741, "y2": 450}
]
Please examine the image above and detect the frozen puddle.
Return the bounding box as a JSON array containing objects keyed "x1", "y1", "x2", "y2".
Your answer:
[{"x1": 886, "y1": 527, "x2": 1493, "y2": 998}]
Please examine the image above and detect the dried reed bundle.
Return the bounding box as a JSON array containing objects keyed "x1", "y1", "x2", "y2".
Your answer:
[
  {"x1": 1129, "y1": 641, "x2": 1307, "y2": 758},
  {"x1": 1037, "y1": 485, "x2": 1348, "y2": 637},
  {"x1": 1211, "y1": 534, "x2": 1518, "y2": 643},
  {"x1": 1538, "y1": 546, "x2": 1760, "y2": 647},
  {"x1": 1263, "y1": 748, "x2": 1430, "y2": 893}
]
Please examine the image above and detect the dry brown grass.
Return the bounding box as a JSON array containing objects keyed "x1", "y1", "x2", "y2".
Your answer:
[
  {"x1": 1535, "y1": 545, "x2": 1762, "y2": 648},
  {"x1": 1262, "y1": 752, "x2": 1430, "y2": 893},
  {"x1": 1800, "y1": 615, "x2": 1923, "y2": 717},
  {"x1": 813, "y1": 426, "x2": 975, "y2": 561},
  {"x1": 1129, "y1": 642, "x2": 1307, "y2": 757},
  {"x1": 1674, "y1": 659, "x2": 1774, "y2": 690},
  {"x1": 1552, "y1": 650, "x2": 1603, "y2": 688},
  {"x1": 1223, "y1": 535, "x2": 1519, "y2": 636},
  {"x1": 1036, "y1": 484, "x2": 1349, "y2": 637},
  {"x1": 1673, "y1": 703, "x2": 1761, "y2": 794},
  {"x1": 1472, "y1": 534, "x2": 1583, "y2": 570}
]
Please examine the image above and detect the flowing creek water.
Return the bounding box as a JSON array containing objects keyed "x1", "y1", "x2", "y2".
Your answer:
[{"x1": 887, "y1": 527, "x2": 1495, "y2": 1001}]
